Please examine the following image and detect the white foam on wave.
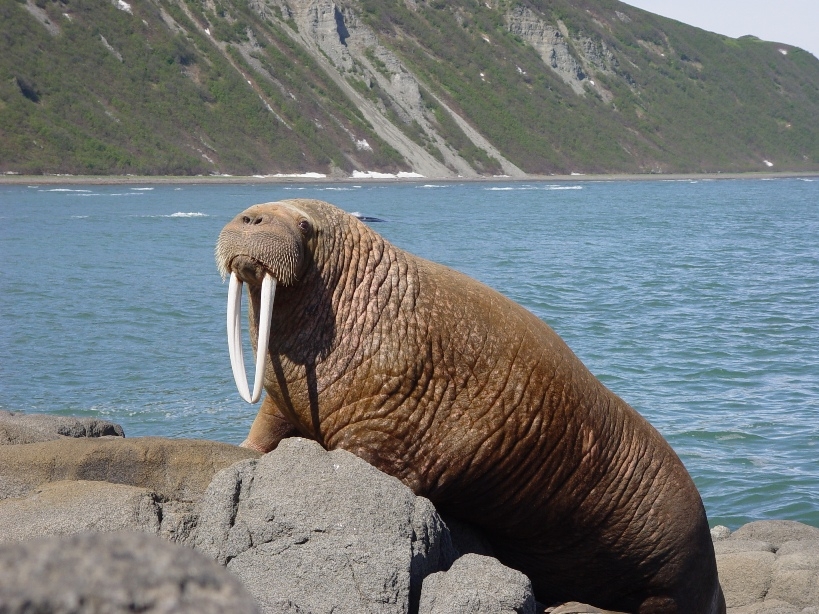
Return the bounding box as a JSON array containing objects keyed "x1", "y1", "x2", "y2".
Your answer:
[
  {"x1": 130, "y1": 212, "x2": 209, "y2": 218},
  {"x1": 484, "y1": 185, "x2": 583, "y2": 191},
  {"x1": 418, "y1": 184, "x2": 448, "y2": 189},
  {"x1": 131, "y1": 187, "x2": 154, "y2": 191},
  {"x1": 42, "y1": 188, "x2": 93, "y2": 192}
]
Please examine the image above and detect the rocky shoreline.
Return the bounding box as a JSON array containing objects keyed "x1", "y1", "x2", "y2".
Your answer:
[{"x1": 1, "y1": 410, "x2": 817, "y2": 614}]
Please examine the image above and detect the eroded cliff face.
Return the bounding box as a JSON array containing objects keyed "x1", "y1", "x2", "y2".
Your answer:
[
  {"x1": 505, "y1": 5, "x2": 617, "y2": 102},
  {"x1": 245, "y1": 0, "x2": 523, "y2": 177}
]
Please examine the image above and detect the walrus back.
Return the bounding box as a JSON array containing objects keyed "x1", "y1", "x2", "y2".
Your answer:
[{"x1": 397, "y1": 253, "x2": 723, "y2": 612}]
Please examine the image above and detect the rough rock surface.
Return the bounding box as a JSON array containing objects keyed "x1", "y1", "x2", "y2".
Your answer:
[
  {"x1": 419, "y1": 553, "x2": 537, "y2": 614},
  {"x1": 0, "y1": 435, "x2": 259, "y2": 501},
  {"x1": 714, "y1": 521, "x2": 819, "y2": 613},
  {"x1": 189, "y1": 437, "x2": 457, "y2": 614},
  {"x1": 0, "y1": 480, "x2": 162, "y2": 543},
  {"x1": 505, "y1": 6, "x2": 585, "y2": 94},
  {"x1": 0, "y1": 409, "x2": 124, "y2": 445},
  {"x1": 2, "y1": 411, "x2": 819, "y2": 613},
  {"x1": 0, "y1": 531, "x2": 260, "y2": 613}
]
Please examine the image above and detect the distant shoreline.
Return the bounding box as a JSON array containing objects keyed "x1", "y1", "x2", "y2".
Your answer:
[{"x1": 2, "y1": 171, "x2": 818, "y2": 186}]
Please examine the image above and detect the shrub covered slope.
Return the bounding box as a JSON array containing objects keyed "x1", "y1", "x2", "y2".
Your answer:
[{"x1": 2, "y1": 0, "x2": 818, "y2": 176}]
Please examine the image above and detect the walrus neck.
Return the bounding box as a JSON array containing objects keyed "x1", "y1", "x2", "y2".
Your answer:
[{"x1": 267, "y1": 225, "x2": 424, "y2": 451}]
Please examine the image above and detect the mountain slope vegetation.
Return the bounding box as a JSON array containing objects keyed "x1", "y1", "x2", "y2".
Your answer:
[{"x1": 2, "y1": 0, "x2": 818, "y2": 176}]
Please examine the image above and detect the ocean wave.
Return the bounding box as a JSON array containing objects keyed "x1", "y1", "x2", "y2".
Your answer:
[
  {"x1": 41, "y1": 188, "x2": 93, "y2": 192},
  {"x1": 484, "y1": 185, "x2": 583, "y2": 191},
  {"x1": 128, "y1": 212, "x2": 208, "y2": 218},
  {"x1": 418, "y1": 184, "x2": 448, "y2": 188},
  {"x1": 131, "y1": 187, "x2": 155, "y2": 191}
]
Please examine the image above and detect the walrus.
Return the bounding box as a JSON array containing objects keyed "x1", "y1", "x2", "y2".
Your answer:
[{"x1": 215, "y1": 199, "x2": 725, "y2": 613}]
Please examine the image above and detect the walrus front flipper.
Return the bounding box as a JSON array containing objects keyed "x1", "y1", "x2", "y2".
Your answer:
[{"x1": 241, "y1": 394, "x2": 299, "y2": 453}]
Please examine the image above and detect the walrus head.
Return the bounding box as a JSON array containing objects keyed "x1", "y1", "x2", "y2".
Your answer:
[{"x1": 215, "y1": 201, "x2": 319, "y2": 404}]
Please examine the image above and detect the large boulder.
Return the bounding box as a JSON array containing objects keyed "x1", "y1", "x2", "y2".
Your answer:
[
  {"x1": 189, "y1": 437, "x2": 458, "y2": 614},
  {"x1": 0, "y1": 409, "x2": 124, "y2": 445},
  {"x1": 0, "y1": 531, "x2": 260, "y2": 613},
  {"x1": 0, "y1": 436, "x2": 259, "y2": 501},
  {"x1": 715, "y1": 521, "x2": 819, "y2": 612}
]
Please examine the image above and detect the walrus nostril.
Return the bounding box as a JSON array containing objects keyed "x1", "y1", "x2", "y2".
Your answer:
[{"x1": 241, "y1": 215, "x2": 265, "y2": 225}]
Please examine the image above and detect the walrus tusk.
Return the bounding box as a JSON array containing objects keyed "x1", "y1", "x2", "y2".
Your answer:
[{"x1": 227, "y1": 271, "x2": 276, "y2": 403}]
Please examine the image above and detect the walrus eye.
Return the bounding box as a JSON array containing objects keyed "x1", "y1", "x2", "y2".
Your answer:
[{"x1": 298, "y1": 219, "x2": 311, "y2": 235}]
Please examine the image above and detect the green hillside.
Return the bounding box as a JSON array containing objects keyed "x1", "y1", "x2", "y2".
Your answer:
[{"x1": 2, "y1": 0, "x2": 818, "y2": 176}]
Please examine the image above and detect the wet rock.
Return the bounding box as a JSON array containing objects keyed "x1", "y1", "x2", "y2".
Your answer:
[
  {"x1": 189, "y1": 437, "x2": 457, "y2": 614},
  {"x1": 0, "y1": 531, "x2": 260, "y2": 613}
]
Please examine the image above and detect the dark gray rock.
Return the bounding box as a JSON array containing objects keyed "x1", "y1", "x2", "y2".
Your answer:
[
  {"x1": 0, "y1": 409, "x2": 124, "y2": 445},
  {"x1": 419, "y1": 553, "x2": 536, "y2": 614},
  {"x1": 189, "y1": 437, "x2": 457, "y2": 614},
  {"x1": 0, "y1": 531, "x2": 260, "y2": 613},
  {"x1": 0, "y1": 436, "x2": 259, "y2": 501},
  {"x1": 441, "y1": 515, "x2": 495, "y2": 558}
]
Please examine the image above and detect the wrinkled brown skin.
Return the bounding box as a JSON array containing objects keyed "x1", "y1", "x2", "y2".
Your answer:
[{"x1": 216, "y1": 199, "x2": 725, "y2": 614}]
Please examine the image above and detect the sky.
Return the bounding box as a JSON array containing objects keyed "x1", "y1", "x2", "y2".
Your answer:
[{"x1": 621, "y1": 1, "x2": 819, "y2": 59}]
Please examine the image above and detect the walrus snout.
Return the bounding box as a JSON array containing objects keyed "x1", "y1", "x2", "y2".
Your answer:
[
  {"x1": 216, "y1": 203, "x2": 311, "y2": 286},
  {"x1": 229, "y1": 254, "x2": 268, "y2": 286}
]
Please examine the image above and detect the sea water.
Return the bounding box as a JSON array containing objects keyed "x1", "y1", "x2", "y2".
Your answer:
[{"x1": 1, "y1": 178, "x2": 817, "y2": 529}]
